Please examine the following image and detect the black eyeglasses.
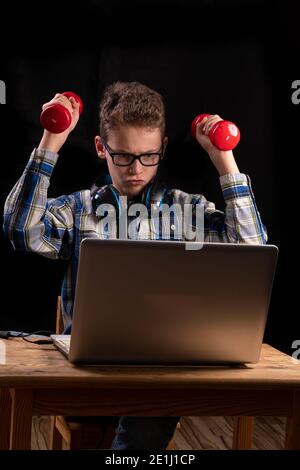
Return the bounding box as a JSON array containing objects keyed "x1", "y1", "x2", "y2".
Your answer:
[{"x1": 102, "y1": 139, "x2": 164, "y2": 166}]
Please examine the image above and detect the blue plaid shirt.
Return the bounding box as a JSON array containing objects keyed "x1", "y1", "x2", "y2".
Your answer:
[{"x1": 3, "y1": 148, "x2": 267, "y2": 331}]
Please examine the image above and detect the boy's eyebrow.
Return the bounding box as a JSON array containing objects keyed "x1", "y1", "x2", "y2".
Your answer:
[{"x1": 113, "y1": 147, "x2": 160, "y2": 153}]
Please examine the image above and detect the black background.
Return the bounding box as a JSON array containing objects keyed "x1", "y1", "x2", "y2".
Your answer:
[{"x1": 0, "y1": 0, "x2": 299, "y2": 355}]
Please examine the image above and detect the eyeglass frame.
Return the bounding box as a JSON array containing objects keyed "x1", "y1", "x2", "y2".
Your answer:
[{"x1": 101, "y1": 138, "x2": 165, "y2": 166}]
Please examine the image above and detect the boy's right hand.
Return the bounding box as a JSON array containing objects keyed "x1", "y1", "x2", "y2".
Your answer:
[
  {"x1": 38, "y1": 93, "x2": 81, "y2": 153},
  {"x1": 42, "y1": 93, "x2": 81, "y2": 133}
]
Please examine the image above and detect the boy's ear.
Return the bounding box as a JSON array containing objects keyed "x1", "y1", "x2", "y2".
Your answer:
[{"x1": 95, "y1": 136, "x2": 106, "y2": 160}]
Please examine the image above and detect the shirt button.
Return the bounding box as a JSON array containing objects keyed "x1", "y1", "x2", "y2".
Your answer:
[{"x1": 171, "y1": 224, "x2": 175, "y2": 231}]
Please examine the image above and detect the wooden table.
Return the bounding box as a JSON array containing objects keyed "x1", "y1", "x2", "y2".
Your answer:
[{"x1": 0, "y1": 340, "x2": 299, "y2": 450}]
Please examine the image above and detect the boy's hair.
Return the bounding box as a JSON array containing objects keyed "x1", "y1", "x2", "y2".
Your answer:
[{"x1": 99, "y1": 81, "x2": 165, "y2": 138}]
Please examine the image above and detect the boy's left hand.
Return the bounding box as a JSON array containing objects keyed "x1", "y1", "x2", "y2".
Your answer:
[{"x1": 194, "y1": 114, "x2": 240, "y2": 176}]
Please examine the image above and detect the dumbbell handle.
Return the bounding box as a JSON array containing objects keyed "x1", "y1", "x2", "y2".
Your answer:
[
  {"x1": 191, "y1": 113, "x2": 240, "y2": 151},
  {"x1": 40, "y1": 91, "x2": 83, "y2": 134}
]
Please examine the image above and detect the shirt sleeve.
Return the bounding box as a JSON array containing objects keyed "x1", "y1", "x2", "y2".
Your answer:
[
  {"x1": 173, "y1": 173, "x2": 268, "y2": 244},
  {"x1": 3, "y1": 148, "x2": 75, "y2": 260},
  {"x1": 217, "y1": 173, "x2": 268, "y2": 244}
]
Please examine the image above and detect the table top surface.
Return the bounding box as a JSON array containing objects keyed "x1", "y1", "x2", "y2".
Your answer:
[{"x1": 0, "y1": 340, "x2": 299, "y2": 389}]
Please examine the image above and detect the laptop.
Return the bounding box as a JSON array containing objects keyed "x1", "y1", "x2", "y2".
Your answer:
[{"x1": 52, "y1": 239, "x2": 278, "y2": 365}]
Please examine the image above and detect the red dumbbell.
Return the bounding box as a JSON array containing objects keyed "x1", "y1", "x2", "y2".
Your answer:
[
  {"x1": 40, "y1": 91, "x2": 83, "y2": 134},
  {"x1": 191, "y1": 113, "x2": 240, "y2": 151}
]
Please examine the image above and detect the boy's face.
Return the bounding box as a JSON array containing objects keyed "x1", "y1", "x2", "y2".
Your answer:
[{"x1": 95, "y1": 125, "x2": 167, "y2": 198}]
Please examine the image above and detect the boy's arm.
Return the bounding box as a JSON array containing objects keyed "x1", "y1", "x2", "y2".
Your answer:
[
  {"x1": 206, "y1": 172, "x2": 267, "y2": 244},
  {"x1": 3, "y1": 148, "x2": 75, "y2": 259},
  {"x1": 174, "y1": 173, "x2": 267, "y2": 245},
  {"x1": 183, "y1": 114, "x2": 267, "y2": 244},
  {"x1": 3, "y1": 93, "x2": 80, "y2": 259}
]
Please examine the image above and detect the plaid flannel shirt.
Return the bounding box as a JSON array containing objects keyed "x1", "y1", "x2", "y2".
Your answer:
[{"x1": 3, "y1": 148, "x2": 267, "y2": 331}]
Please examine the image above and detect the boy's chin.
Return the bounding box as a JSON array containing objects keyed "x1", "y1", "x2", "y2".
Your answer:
[{"x1": 124, "y1": 184, "x2": 147, "y2": 198}]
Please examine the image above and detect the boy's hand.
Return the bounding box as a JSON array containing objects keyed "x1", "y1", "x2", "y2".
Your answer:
[
  {"x1": 194, "y1": 114, "x2": 240, "y2": 176},
  {"x1": 38, "y1": 93, "x2": 80, "y2": 153},
  {"x1": 42, "y1": 93, "x2": 81, "y2": 132}
]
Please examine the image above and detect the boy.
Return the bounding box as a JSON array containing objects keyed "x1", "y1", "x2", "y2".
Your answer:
[{"x1": 3, "y1": 81, "x2": 267, "y2": 449}]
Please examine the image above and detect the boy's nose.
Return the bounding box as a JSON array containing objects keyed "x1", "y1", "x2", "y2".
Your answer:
[{"x1": 129, "y1": 159, "x2": 143, "y2": 174}]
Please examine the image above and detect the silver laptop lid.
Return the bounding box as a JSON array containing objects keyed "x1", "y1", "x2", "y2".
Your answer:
[{"x1": 69, "y1": 240, "x2": 278, "y2": 364}]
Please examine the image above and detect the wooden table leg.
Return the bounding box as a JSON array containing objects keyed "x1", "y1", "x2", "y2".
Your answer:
[
  {"x1": 232, "y1": 416, "x2": 254, "y2": 449},
  {"x1": 49, "y1": 416, "x2": 64, "y2": 450},
  {"x1": 10, "y1": 388, "x2": 33, "y2": 450},
  {"x1": 285, "y1": 391, "x2": 300, "y2": 449},
  {"x1": 0, "y1": 388, "x2": 12, "y2": 450}
]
